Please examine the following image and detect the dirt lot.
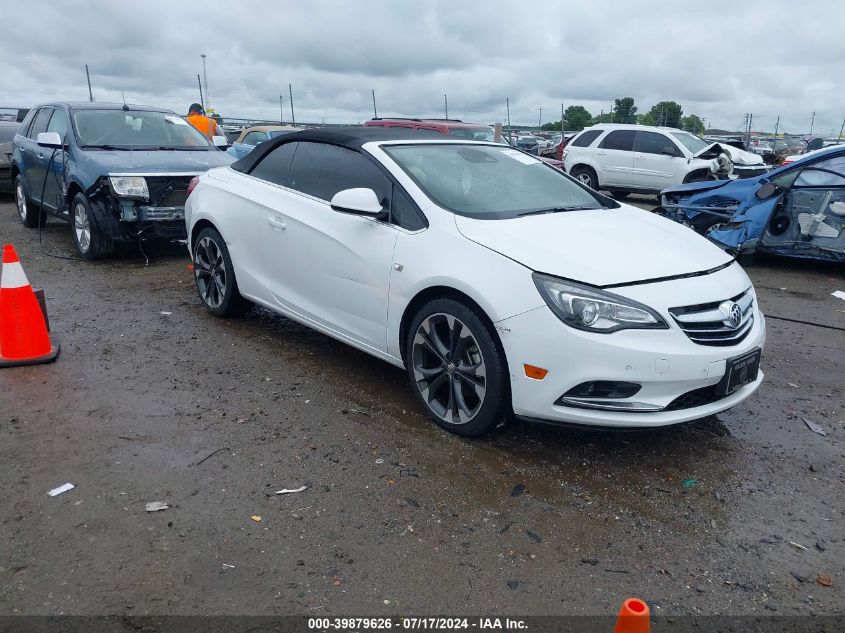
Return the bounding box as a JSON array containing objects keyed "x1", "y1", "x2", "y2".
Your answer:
[{"x1": 1, "y1": 194, "x2": 843, "y2": 618}]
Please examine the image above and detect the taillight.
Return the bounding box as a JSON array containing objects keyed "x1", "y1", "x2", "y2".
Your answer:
[{"x1": 187, "y1": 176, "x2": 200, "y2": 196}]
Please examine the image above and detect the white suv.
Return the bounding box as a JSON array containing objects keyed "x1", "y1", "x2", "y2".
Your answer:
[{"x1": 563, "y1": 124, "x2": 767, "y2": 198}]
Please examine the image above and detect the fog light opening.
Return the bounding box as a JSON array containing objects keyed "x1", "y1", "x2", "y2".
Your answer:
[{"x1": 563, "y1": 381, "x2": 641, "y2": 399}]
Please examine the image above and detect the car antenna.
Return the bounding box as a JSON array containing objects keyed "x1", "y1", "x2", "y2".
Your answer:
[{"x1": 122, "y1": 92, "x2": 129, "y2": 111}]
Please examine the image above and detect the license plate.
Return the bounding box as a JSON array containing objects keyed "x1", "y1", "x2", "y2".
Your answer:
[{"x1": 717, "y1": 349, "x2": 761, "y2": 396}]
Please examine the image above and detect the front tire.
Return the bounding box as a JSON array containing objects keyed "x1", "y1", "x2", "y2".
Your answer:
[
  {"x1": 570, "y1": 165, "x2": 598, "y2": 190},
  {"x1": 405, "y1": 298, "x2": 508, "y2": 437},
  {"x1": 193, "y1": 226, "x2": 251, "y2": 317},
  {"x1": 15, "y1": 175, "x2": 44, "y2": 228},
  {"x1": 71, "y1": 193, "x2": 113, "y2": 259},
  {"x1": 609, "y1": 190, "x2": 630, "y2": 200}
]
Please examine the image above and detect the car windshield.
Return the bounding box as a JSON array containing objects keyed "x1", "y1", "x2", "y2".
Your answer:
[
  {"x1": 670, "y1": 131, "x2": 709, "y2": 153},
  {"x1": 448, "y1": 127, "x2": 495, "y2": 142},
  {"x1": 72, "y1": 109, "x2": 212, "y2": 149},
  {"x1": 383, "y1": 143, "x2": 607, "y2": 219}
]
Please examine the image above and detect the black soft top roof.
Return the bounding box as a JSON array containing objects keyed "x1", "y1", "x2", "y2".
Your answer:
[{"x1": 231, "y1": 126, "x2": 445, "y2": 173}]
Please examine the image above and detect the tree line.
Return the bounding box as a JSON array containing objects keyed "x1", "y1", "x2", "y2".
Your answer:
[{"x1": 540, "y1": 97, "x2": 705, "y2": 134}]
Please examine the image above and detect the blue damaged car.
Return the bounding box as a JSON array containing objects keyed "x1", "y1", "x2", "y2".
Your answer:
[
  {"x1": 11, "y1": 102, "x2": 234, "y2": 259},
  {"x1": 659, "y1": 145, "x2": 845, "y2": 263}
]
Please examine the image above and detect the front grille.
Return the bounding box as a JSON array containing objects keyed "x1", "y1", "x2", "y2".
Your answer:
[
  {"x1": 664, "y1": 385, "x2": 725, "y2": 411},
  {"x1": 669, "y1": 288, "x2": 754, "y2": 347},
  {"x1": 146, "y1": 176, "x2": 195, "y2": 207}
]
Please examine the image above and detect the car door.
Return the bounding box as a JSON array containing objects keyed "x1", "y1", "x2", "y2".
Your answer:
[
  {"x1": 594, "y1": 130, "x2": 635, "y2": 187},
  {"x1": 19, "y1": 107, "x2": 53, "y2": 201},
  {"x1": 257, "y1": 141, "x2": 399, "y2": 352},
  {"x1": 41, "y1": 107, "x2": 70, "y2": 212},
  {"x1": 632, "y1": 130, "x2": 685, "y2": 190}
]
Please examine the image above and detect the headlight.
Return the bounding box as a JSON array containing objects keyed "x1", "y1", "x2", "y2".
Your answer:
[
  {"x1": 109, "y1": 176, "x2": 148, "y2": 198},
  {"x1": 533, "y1": 273, "x2": 668, "y2": 333}
]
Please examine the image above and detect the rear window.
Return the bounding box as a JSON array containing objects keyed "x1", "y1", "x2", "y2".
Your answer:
[
  {"x1": 570, "y1": 130, "x2": 602, "y2": 147},
  {"x1": 448, "y1": 127, "x2": 495, "y2": 142},
  {"x1": 599, "y1": 130, "x2": 636, "y2": 151}
]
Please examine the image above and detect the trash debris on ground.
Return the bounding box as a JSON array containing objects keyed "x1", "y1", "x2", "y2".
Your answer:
[
  {"x1": 375, "y1": 458, "x2": 385, "y2": 464},
  {"x1": 817, "y1": 574, "x2": 832, "y2": 587},
  {"x1": 802, "y1": 417, "x2": 827, "y2": 436},
  {"x1": 145, "y1": 501, "x2": 169, "y2": 512},
  {"x1": 506, "y1": 580, "x2": 519, "y2": 590},
  {"x1": 48, "y1": 483, "x2": 75, "y2": 497},
  {"x1": 682, "y1": 478, "x2": 699, "y2": 490},
  {"x1": 787, "y1": 383, "x2": 799, "y2": 388},
  {"x1": 250, "y1": 515, "x2": 262, "y2": 523},
  {"x1": 222, "y1": 563, "x2": 235, "y2": 569},
  {"x1": 195, "y1": 447, "x2": 228, "y2": 466},
  {"x1": 275, "y1": 485, "x2": 308, "y2": 495},
  {"x1": 160, "y1": 311, "x2": 172, "y2": 316},
  {"x1": 790, "y1": 571, "x2": 807, "y2": 583},
  {"x1": 404, "y1": 497, "x2": 420, "y2": 508},
  {"x1": 581, "y1": 558, "x2": 599, "y2": 566},
  {"x1": 510, "y1": 483, "x2": 526, "y2": 497},
  {"x1": 831, "y1": 290, "x2": 845, "y2": 301},
  {"x1": 525, "y1": 530, "x2": 541, "y2": 543},
  {"x1": 332, "y1": 575, "x2": 342, "y2": 586},
  {"x1": 788, "y1": 541, "x2": 807, "y2": 551}
]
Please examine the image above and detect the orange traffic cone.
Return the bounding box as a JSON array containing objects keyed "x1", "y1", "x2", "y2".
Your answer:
[
  {"x1": 613, "y1": 598, "x2": 650, "y2": 633},
  {"x1": 0, "y1": 244, "x2": 60, "y2": 367}
]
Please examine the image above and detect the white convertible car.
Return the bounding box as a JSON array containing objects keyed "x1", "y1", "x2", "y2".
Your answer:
[{"x1": 185, "y1": 128, "x2": 765, "y2": 436}]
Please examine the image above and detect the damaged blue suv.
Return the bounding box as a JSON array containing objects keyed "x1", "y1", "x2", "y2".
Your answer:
[
  {"x1": 12, "y1": 102, "x2": 233, "y2": 258},
  {"x1": 659, "y1": 145, "x2": 845, "y2": 264}
]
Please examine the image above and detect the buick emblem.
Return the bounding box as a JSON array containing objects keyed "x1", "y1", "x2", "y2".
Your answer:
[{"x1": 720, "y1": 301, "x2": 743, "y2": 329}]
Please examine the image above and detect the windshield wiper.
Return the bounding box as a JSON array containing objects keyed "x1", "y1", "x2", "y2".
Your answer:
[
  {"x1": 516, "y1": 205, "x2": 599, "y2": 217},
  {"x1": 82, "y1": 144, "x2": 132, "y2": 150}
]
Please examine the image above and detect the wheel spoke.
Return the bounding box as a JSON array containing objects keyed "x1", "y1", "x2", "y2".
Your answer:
[
  {"x1": 448, "y1": 319, "x2": 463, "y2": 359},
  {"x1": 453, "y1": 380, "x2": 473, "y2": 418},
  {"x1": 446, "y1": 376, "x2": 456, "y2": 422},
  {"x1": 423, "y1": 372, "x2": 450, "y2": 403},
  {"x1": 456, "y1": 367, "x2": 485, "y2": 391},
  {"x1": 416, "y1": 365, "x2": 444, "y2": 379},
  {"x1": 418, "y1": 331, "x2": 447, "y2": 363},
  {"x1": 426, "y1": 318, "x2": 450, "y2": 358}
]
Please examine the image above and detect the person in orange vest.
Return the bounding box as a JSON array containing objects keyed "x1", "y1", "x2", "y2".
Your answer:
[{"x1": 186, "y1": 103, "x2": 224, "y2": 140}]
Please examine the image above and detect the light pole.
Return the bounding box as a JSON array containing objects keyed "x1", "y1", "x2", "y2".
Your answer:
[{"x1": 200, "y1": 54, "x2": 210, "y2": 113}]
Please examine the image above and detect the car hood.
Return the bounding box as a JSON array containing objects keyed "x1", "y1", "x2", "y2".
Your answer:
[
  {"x1": 454, "y1": 205, "x2": 732, "y2": 287},
  {"x1": 83, "y1": 149, "x2": 234, "y2": 174},
  {"x1": 694, "y1": 142, "x2": 764, "y2": 166}
]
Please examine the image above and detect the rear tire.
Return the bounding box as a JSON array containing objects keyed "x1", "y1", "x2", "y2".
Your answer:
[
  {"x1": 193, "y1": 226, "x2": 251, "y2": 317},
  {"x1": 609, "y1": 190, "x2": 630, "y2": 200},
  {"x1": 570, "y1": 166, "x2": 598, "y2": 190},
  {"x1": 15, "y1": 174, "x2": 44, "y2": 228},
  {"x1": 71, "y1": 193, "x2": 114, "y2": 259},
  {"x1": 405, "y1": 298, "x2": 508, "y2": 437}
]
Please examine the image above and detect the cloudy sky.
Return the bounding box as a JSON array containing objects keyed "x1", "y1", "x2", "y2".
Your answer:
[{"x1": 3, "y1": 0, "x2": 843, "y2": 135}]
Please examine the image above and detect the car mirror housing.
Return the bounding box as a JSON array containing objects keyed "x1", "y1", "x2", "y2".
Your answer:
[
  {"x1": 211, "y1": 135, "x2": 229, "y2": 148},
  {"x1": 37, "y1": 132, "x2": 63, "y2": 150},
  {"x1": 755, "y1": 181, "x2": 780, "y2": 199},
  {"x1": 330, "y1": 188, "x2": 385, "y2": 217}
]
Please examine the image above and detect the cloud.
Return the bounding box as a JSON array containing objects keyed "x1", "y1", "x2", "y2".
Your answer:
[{"x1": 2, "y1": 0, "x2": 843, "y2": 135}]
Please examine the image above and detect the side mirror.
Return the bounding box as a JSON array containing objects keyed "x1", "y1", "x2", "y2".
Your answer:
[
  {"x1": 330, "y1": 188, "x2": 384, "y2": 217},
  {"x1": 212, "y1": 135, "x2": 229, "y2": 149},
  {"x1": 37, "y1": 132, "x2": 63, "y2": 149},
  {"x1": 755, "y1": 181, "x2": 780, "y2": 200}
]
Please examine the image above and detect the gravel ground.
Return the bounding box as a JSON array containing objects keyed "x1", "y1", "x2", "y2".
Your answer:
[{"x1": 0, "y1": 195, "x2": 843, "y2": 618}]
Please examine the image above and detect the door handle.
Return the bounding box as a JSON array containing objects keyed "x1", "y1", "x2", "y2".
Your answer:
[
  {"x1": 634, "y1": 154, "x2": 645, "y2": 159},
  {"x1": 596, "y1": 150, "x2": 607, "y2": 155},
  {"x1": 267, "y1": 217, "x2": 286, "y2": 230}
]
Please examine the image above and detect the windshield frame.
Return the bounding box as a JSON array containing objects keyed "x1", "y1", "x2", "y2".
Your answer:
[
  {"x1": 70, "y1": 108, "x2": 215, "y2": 151},
  {"x1": 380, "y1": 141, "x2": 615, "y2": 220}
]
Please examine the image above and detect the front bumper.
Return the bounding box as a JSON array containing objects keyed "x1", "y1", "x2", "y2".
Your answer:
[{"x1": 496, "y1": 269, "x2": 766, "y2": 428}]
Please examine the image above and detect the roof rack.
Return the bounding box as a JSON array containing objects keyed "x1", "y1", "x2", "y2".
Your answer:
[{"x1": 370, "y1": 117, "x2": 464, "y2": 123}]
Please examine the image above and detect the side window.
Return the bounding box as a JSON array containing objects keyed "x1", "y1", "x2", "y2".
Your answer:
[
  {"x1": 571, "y1": 130, "x2": 602, "y2": 147},
  {"x1": 17, "y1": 109, "x2": 37, "y2": 137},
  {"x1": 634, "y1": 131, "x2": 680, "y2": 156},
  {"x1": 598, "y1": 130, "x2": 636, "y2": 151},
  {"x1": 27, "y1": 108, "x2": 53, "y2": 139},
  {"x1": 794, "y1": 155, "x2": 845, "y2": 187},
  {"x1": 242, "y1": 131, "x2": 266, "y2": 146},
  {"x1": 46, "y1": 109, "x2": 69, "y2": 141},
  {"x1": 287, "y1": 142, "x2": 391, "y2": 203},
  {"x1": 391, "y1": 185, "x2": 426, "y2": 231},
  {"x1": 249, "y1": 141, "x2": 298, "y2": 186}
]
